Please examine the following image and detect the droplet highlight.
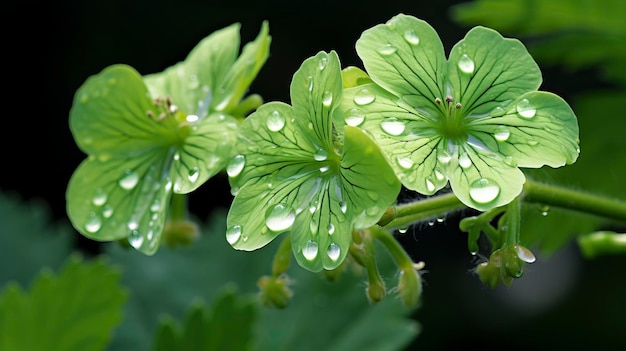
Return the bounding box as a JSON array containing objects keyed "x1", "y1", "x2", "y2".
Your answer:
[
  {"x1": 265, "y1": 203, "x2": 296, "y2": 232},
  {"x1": 328, "y1": 243, "x2": 341, "y2": 261},
  {"x1": 403, "y1": 30, "x2": 420, "y2": 45},
  {"x1": 494, "y1": 126, "x2": 511, "y2": 141},
  {"x1": 396, "y1": 157, "x2": 414, "y2": 169},
  {"x1": 353, "y1": 89, "x2": 375, "y2": 106},
  {"x1": 226, "y1": 155, "x2": 245, "y2": 177},
  {"x1": 322, "y1": 91, "x2": 333, "y2": 107},
  {"x1": 345, "y1": 108, "x2": 365, "y2": 126},
  {"x1": 459, "y1": 153, "x2": 472, "y2": 169},
  {"x1": 516, "y1": 99, "x2": 536, "y2": 118},
  {"x1": 378, "y1": 44, "x2": 397, "y2": 55},
  {"x1": 380, "y1": 118, "x2": 405, "y2": 136},
  {"x1": 469, "y1": 178, "x2": 501, "y2": 204},
  {"x1": 458, "y1": 54, "x2": 475, "y2": 74},
  {"x1": 302, "y1": 240, "x2": 319, "y2": 260},
  {"x1": 226, "y1": 225, "x2": 242, "y2": 244},
  {"x1": 267, "y1": 110, "x2": 286, "y2": 132},
  {"x1": 119, "y1": 170, "x2": 139, "y2": 190}
]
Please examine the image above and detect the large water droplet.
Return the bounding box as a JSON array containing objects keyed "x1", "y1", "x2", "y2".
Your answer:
[
  {"x1": 119, "y1": 170, "x2": 139, "y2": 190},
  {"x1": 514, "y1": 245, "x2": 536, "y2": 263},
  {"x1": 459, "y1": 153, "x2": 472, "y2": 169},
  {"x1": 302, "y1": 240, "x2": 319, "y2": 260},
  {"x1": 426, "y1": 178, "x2": 436, "y2": 192},
  {"x1": 314, "y1": 148, "x2": 328, "y2": 161},
  {"x1": 494, "y1": 126, "x2": 511, "y2": 141},
  {"x1": 469, "y1": 178, "x2": 501, "y2": 204},
  {"x1": 265, "y1": 203, "x2": 296, "y2": 232},
  {"x1": 127, "y1": 217, "x2": 139, "y2": 231},
  {"x1": 458, "y1": 54, "x2": 475, "y2": 74},
  {"x1": 102, "y1": 205, "x2": 113, "y2": 218},
  {"x1": 318, "y1": 56, "x2": 328, "y2": 70},
  {"x1": 226, "y1": 155, "x2": 245, "y2": 177},
  {"x1": 437, "y1": 151, "x2": 452, "y2": 165},
  {"x1": 340, "y1": 201, "x2": 348, "y2": 214},
  {"x1": 403, "y1": 30, "x2": 420, "y2": 45},
  {"x1": 85, "y1": 214, "x2": 101, "y2": 233},
  {"x1": 516, "y1": 99, "x2": 536, "y2": 118},
  {"x1": 353, "y1": 89, "x2": 375, "y2": 106},
  {"x1": 92, "y1": 189, "x2": 107, "y2": 206},
  {"x1": 345, "y1": 108, "x2": 365, "y2": 126},
  {"x1": 128, "y1": 230, "x2": 144, "y2": 249},
  {"x1": 396, "y1": 156, "x2": 414, "y2": 169},
  {"x1": 328, "y1": 243, "x2": 341, "y2": 261},
  {"x1": 378, "y1": 44, "x2": 397, "y2": 55},
  {"x1": 186, "y1": 114, "x2": 199, "y2": 123},
  {"x1": 226, "y1": 225, "x2": 242, "y2": 244},
  {"x1": 322, "y1": 91, "x2": 333, "y2": 107},
  {"x1": 267, "y1": 110, "x2": 286, "y2": 132},
  {"x1": 380, "y1": 118, "x2": 405, "y2": 136},
  {"x1": 188, "y1": 167, "x2": 199, "y2": 182},
  {"x1": 328, "y1": 223, "x2": 335, "y2": 235}
]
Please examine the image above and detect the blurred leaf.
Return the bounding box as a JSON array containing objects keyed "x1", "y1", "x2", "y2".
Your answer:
[
  {"x1": 0, "y1": 255, "x2": 127, "y2": 351},
  {"x1": 153, "y1": 285, "x2": 257, "y2": 351},
  {"x1": 105, "y1": 209, "x2": 419, "y2": 351}
]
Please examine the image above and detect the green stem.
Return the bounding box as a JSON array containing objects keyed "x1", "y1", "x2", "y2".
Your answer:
[
  {"x1": 370, "y1": 226, "x2": 415, "y2": 271},
  {"x1": 169, "y1": 193, "x2": 187, "y2": 221},
  {"x1": 523, "y1": 180, "x2": 626, "y2": 223},
  {"x1": 382, "y1": 192, "x2": 465, "y2": 231},
  {"x1": 504, "y1": 196, "x2": 521, "y2": 247}
]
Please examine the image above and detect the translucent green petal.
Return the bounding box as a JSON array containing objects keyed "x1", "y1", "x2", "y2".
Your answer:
[
  {"x1": 144, "y1": 23, "x2": 240, "y2": 117},
  {"x1": 340, "y1": 83, "x2": 447, "y2": 195},
  {"x1": 171, "y1": 113, "x2": 238, "y2": 194},
  {"x1": 447, "y1": 144, "x2": 525, "y2": 211},
  {"x1": 447, "y1": 26, "x2": 541, "y2": 116},
  {"x1": 468, "y1": 91, "x2": 580, "y2": 168},
  {"x1": 356, "y1": 13, "x2": 447, "y2": 120},
  {"x1": 66, "y1": 148, "x2": 173, "y2": 255},
  {"x1": 70, "y1": 64, "x2": 171, "y2": 157},
  {"x1": 290, "y1": 51, "x2": 343, "y2": 148}
]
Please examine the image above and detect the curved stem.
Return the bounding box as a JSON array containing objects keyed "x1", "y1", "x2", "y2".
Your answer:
[
  {"x1": 523, "y1": 180, "x2": 626, "y2": 223},
  {"x1": 383, "y1": 192, "x2": 465, "y2": 231}
]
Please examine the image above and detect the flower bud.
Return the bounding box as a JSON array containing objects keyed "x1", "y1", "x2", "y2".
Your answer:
[
  {"x1": 162, "y1": 219, "x2": 199, "y2": 248},
  {"x1": 258, "y1": 276, "x2": 293, "y2": 309},
  {"x1": 397, "y1": 268, "x2": 422, "y2": 308}
]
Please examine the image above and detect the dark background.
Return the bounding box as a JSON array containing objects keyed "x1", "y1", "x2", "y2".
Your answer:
[{"x1": 3, "y1": 0, "x2": 625, "y2": 350}]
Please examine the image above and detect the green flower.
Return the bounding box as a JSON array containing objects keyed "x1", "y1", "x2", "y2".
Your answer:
[
  {"x1": 66, "y1": 22, "x2": 270, "y2": 254},
  {"x1": 340, "y1": 14, "x2": 579, "y2": 211},
  {"x1": 226, "y1": 51, "x2": 401, "y2": 272}
]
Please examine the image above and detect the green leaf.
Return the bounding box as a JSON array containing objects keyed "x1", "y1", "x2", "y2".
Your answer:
[
  {"x1": 0, "y1": 255, "x2": 127, "y2": 351},
  {"x1": 67, "y1": 65, "x2": 238, "y2": 254},
  {"x1": 226, "y1": 51, "x2": 400, "y2": 272},
  {"x1": 153, "y1": 285, "x2": 257, "y2": 351},
  {"x1": 144, "y1": 21, "x2": 271, "y2": 117}
]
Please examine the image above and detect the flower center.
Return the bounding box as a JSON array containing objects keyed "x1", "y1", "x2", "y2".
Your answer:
[{"x1": 435, "y1": 96, "x2": 468, "y2": 143}]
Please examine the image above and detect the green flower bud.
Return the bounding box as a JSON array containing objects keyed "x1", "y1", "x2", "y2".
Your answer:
[
  {"x1": 258, "y1": 276, "x2": 293, "y2": 309},
  {"x1": 397, "y1": 268, "x2": 422, "y2": 308},
  {"x1": 162, "y1": 219, "x2": 199, "y2": 248}
]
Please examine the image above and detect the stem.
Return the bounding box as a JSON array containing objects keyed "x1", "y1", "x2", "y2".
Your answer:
[
  {"x1": 504, "y1": 196, "x2": 521, "y2": 246},
  {"x1": 383, "y1": 192, "x2": 465, "y2": 231},
  {"x1": 169, "y1": 193, "x2": 187, "y2": 221},
  {"x1": 370, "y1": 226, "x2": 415, "y2": 271},
  {"x1": 523, "y1": 180, "x2": 626, "y2": 223}
]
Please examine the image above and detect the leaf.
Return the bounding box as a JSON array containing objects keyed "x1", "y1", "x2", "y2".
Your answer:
[
  {"x1": 153, "y1": 285, "x2": 257, "y2": 351},
  {"x1": 226, "y1": 51, "x2": 400, "y2": 272},
  {"x1": 0, "y1": 255, "x2": 127, "y2": 351}
]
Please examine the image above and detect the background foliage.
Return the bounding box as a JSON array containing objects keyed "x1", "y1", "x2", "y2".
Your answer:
[{"x1": 2, "y1": 0, "x2": 625, "y2": 350}]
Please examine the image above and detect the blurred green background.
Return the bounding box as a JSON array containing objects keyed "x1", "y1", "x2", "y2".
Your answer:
[{"x1": 2, "y1": 0, "x2": 626, "y2": 350}]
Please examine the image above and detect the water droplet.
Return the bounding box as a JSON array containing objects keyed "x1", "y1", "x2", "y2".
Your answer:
[
  {"x1": 380, "y1": 118, "x2": 405, "y2": 136},
  {"x1": 378, "y1": 44, "x2": 397, "y2": 55},
  {"x1": 119, "y1": 170, "x2": 139, "y2": 190},
  {"x1": 102, "y1": 205, "x2": 113, "y2": 218},
  {"x1": 345, "y1": 108, "x2": 365, "y2": 126},
  {"x1": 398, "y1": 227, "x2": 408, "y2": 234},
  {"x1": 396, "y1": 156, "x2": 414, "y2": 169},
  {"x1": 92, "y1": 189, "x2": 107, "y2": 206},
  {"x1": 436, "y1": 216, "x2": 445, "y2": 223},
  {"x1": 328, "y1": 223, "x2": 335, "y2": 235},
  {"x1": 403, "y1": 30, "x2": 420, "y2": 45},
  {"x1": 459, "y1": 153, "x2": 472, "y2": 169},
  {"x1": 489, "y1": 106, "x2": 505, "y2": 117},
  {"x1": 319, "y1": 165, "x2": 329, "y2": 173},
  {"x1": 514, "y1": 245, "x2": 536, "y2": 263},
  {"x1": 328, "y1": 243, "x2": 341, "y2": 261},
  {"x1": 188, "y1": 167, "x2": 199, "y2": 182},
  {"x1": 127, "y1": 217, "x2": 139, "y2": 230},
  {"x1": 314, "y1": 148, "x2": 328, "y2": 161},
  {"x1": 310, "y1": 217, "x2": 319, "y2": 235},
  {"x1": 186, "y1": 114, "x2": 199, "y2": 123},
  {"x1": 226, "y1": 225, "x2": 242, "y2": 244},
  {"x1": 434, "y1": 169, "x2": 445, "y2": 181},
  {"x1": 469, "y1": 178, "x2": 501, "y2": 204},
  {"x1": 353, "y1": 89, "x2": 375, "y2": 106},
  {"x1": 458, "y1": 54, "x2": 475, "y2": 74},
  {"x1": 340, "y1": 201, "x2": 348, "y2": 214},
  {"x1": 306, "y1": 75, "x2": 314, "y2": 92},
  {"x1": 503, "y1": 156, "x2": 517, "y2": 167},
  {"x1": 85, "y1": 214, "x2": 101, "y2": 233},
  {"x1": 226, "y1": 155, "x2": 245, "y2": 177},
  {"x1": 494, "y1": 126, "x2": 511, "y2": 141},
  {"x1": 302, "y1": 240, "x2": 319, "y2": 260},
  {"x1": 150, "y1": 200, "x2": 161, "y2": 212},
  {"x1": 437, "y1": 151, "x2": 452, "y2": 165},
  {"x1": 267, "y1": 110, "x2": 285, "y2": 132},
  {"x1": 426, "y1": 178, "x2": 436, "y2": 192},
  {"x1": 318, "y1": 57, "x2": 328, "y2": 70},
  {"x1": 516, "y1": 98, "x2": 536, "y2": 118},
  {"x1": 265, "y1": 203, "x2": 296, "y2": 232},
  {"x1": 128, "y1": 230, "x2": 144, "y2": 249},
  {"x1": 528, "y1": 139, "x2": 539, "y2": 146},
  {"x1": 537, "y1": 204, "x2": 550, "y2": 216},
  {"x1": 322, "y1": 91, "x2": 333, "y2": 107}
]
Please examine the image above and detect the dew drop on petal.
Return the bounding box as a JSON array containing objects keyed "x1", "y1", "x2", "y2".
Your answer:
[
  {"x1": 314, "y1": 148, "x2": 328, "y2": 161},
  {"x1": 353, "y1": 89, "x2": 375, "y2": 106},
  {"x1": 458, "y1": 54, "x2": 475, "y2": 74},
  {"x1": 102, "y1": 205, "x2": 113, "y2": 218},
  {"x1": 489, "y1": 106, "x2": 505, "y2": 117},
  {"x1": 469, "y1": 178, "x2": 501, "y2": 204},
  {"x1": 188, "y1": 167, "x2": 199, "y2": 182},
  {"x1": 380, "y1": 118, "x2": 405, "y2": 136},
  {"x1": 514, "y1": 245, "x2": 536, "y2": 263},
  {"x1": 318, "y1": 56, "x2": 328, "y2": 70},
  {"x1": 528, "y1": 139, "x2": 539, "y2": 146},
  {"x1": 503, "y1": 156, "x2": 517, "y2": 167},
  {"x1": 459, "y1": 153, "x2": 472, "y2": 169},
  {"x1": 226, "y1": 225, "x2": 242, "y2": 245},
  {"x1": 437, "y1": 151, "x2": 452, "y2": 165},
  {"x1": 494, "y1": 126, "x2": 511, "y2": 141},
  {"x1": 516, "y1": 98, "x2": 536, "y2": 118},
  {"x1": 322, "y1": 91, "x2": 333, "y2": 107},
  {"x1": 302, "y1": 240, "x2": 319, "y2": 260},
  {"x1": 128, "y1": 230, "x2": 144, "y2": 249},
  {"x1": 396, "y1": 156, "x2": 414, "y2": 169},
  {"x1": 328, "y1": 243, "x2": 341, "y2": 261},
  {"x1": 92, "y1": 189, "x2": 107, "y2": 206},
  {"x1": 345, "y1": 108, "x2": 365, "y2": 126},
  {"x1": 267, "y1": 110, "x2": 286, "y2": 132},
  {"x1": 426, "y1": 178, "x2": 436, "y2": 192},
  {"x1": 328, "y1": 223, "x2": 335, "y2": 235},
  {"x1": 85, "y1": 214, "x2": 101, "y2": 233},
  {"x1": 186, "y1": 114, "x2": 199, "y2": 123},
  {"x1": 119, "y1": 170, "x2": 139, "y2": 190},
  {"x1": 265, "y1": 203, "x2": 296, "y2": 232},
  {"x1": 226, "y1": 155, "x2": 245, "y2": 177},
  {"x1": 306, "y1": 75, "x2": 314, "y2": 92},
  {"x1": 403, "y1": 30, "x2": 420, "y2": 45},
  {"x1": 378, "y1": 44, "x2": 397, "y2": 55},
  {"x1": 340, "y1": 201, "x2": 348, "y2": 214}
]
